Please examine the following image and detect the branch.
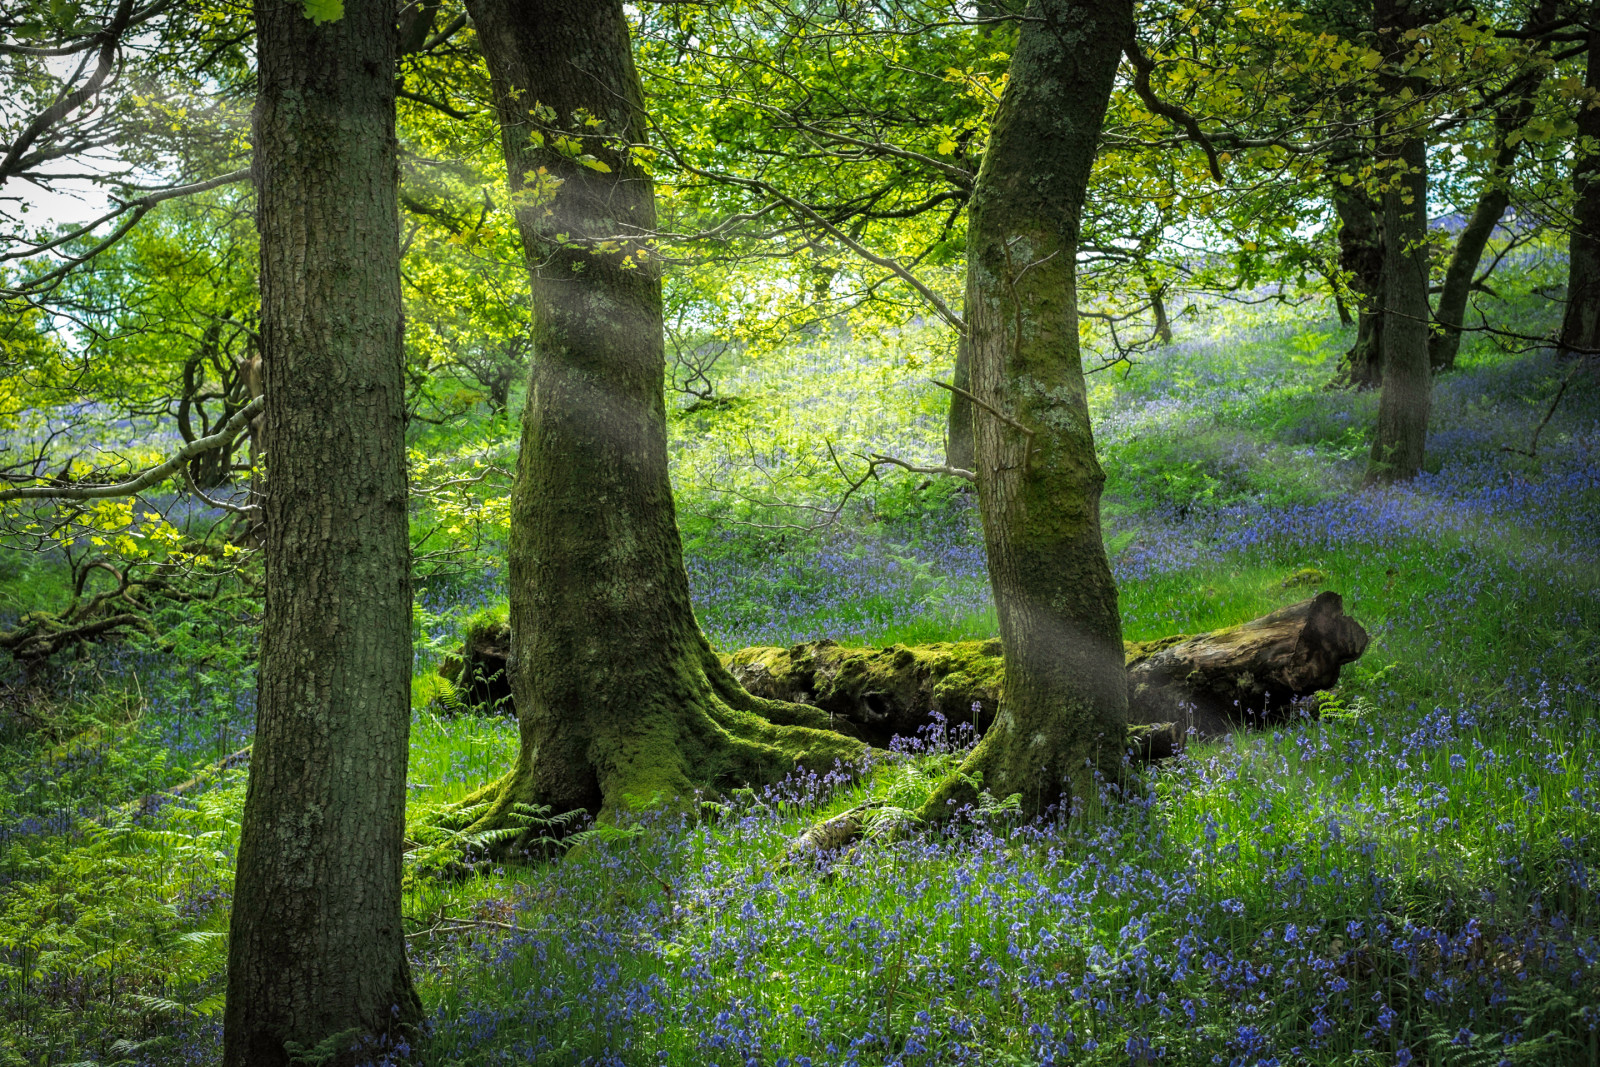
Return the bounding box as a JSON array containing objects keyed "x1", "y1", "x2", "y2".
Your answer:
[
  {"x1": 651, "y1": 128, "x2": 967, "y2": 335},
  {"x1": 867, "y1": 453, "x2": 975, "y2": 483},
  {"x1": 1124, "y1": 36, "x2": 1224, "y2": 182},
  {"x1": 0, "y1": 0, "x2": 138, "y2": 186},
  {"x1": 0, "y1": 396, "x2": 262, "y2": 503},
  {"x1": 930, "y1": 379, "x2": 1033, "y2": 441}
]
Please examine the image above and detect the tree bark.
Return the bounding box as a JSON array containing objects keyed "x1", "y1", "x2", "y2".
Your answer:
[
  {"x1": 1332, "y1": 170, "x2": 1386, "y2": 389},
  {"x1": 223, "y1": 1, "x2": 421, "y2": 1064},
  {"x1": 458, "y1": 0, "x2": 859, "y2": 830},
  {"x1": 1366, "y1": 0, "x2": 1433, "y2": 484},
  {"x1": 1562, "y1": 3, "x2": 1600, "y2": 360},
  {"x1": 920, "y1": 0, "x2": 1130, "y2": 820},
  {"x1": 1431, "y1": 0, "x2": 1555, "y2": 372},
  {"x1": 723, "y1": 593, "x2": 1367, "y2": 747}
]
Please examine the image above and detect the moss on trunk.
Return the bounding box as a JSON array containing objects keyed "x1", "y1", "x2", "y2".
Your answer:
[{"x1": 458, "y1": 0, "x2": 861, "y2": 840}]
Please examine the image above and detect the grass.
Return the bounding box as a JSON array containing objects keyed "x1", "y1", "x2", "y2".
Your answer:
[{"x1": 1, "y1": 256, "x2": 1598, "y2": 1064}]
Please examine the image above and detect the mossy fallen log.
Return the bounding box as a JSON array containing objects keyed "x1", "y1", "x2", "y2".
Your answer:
[
  {"x1": 440, "y1": 592, "x2": 1368, "y2": 752},
  {"x1": 724, "y1": 591, "x2": 1368, "y2": 746}
]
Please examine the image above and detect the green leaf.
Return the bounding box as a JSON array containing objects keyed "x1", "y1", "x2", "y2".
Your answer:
[{"x1": 300, "y1": 0, "x2": 343, "y2": 24}]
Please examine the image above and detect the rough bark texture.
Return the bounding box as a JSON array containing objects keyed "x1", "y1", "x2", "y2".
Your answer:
[
  {"x1": 1562, "y1": 4, "x2": 1600, "y2": 360},
  {"x1": 1430, "y1": 0, "x2": 1554, "y2": 372},
  {"x1": 1366, "y1": 0, "x2": 1433, "y2": 484},
  {"x1": 720, "y1": 593, "x2": 1367, "y2": 745},
  {"x1": 922, "y1": 0, "x2": 1131, "y2": 820},
  {"x1": 459, "y1": 0, "x2": 859, "y2": 830},
  {"x1": 223, "y1": 1, "x2": 421, "y2": 1064}
]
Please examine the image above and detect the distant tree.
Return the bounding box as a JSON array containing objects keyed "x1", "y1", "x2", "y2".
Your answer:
[
  {"x1": 222, "y1": 0, "x2": 421, "y2": 1061},
  {"x1": 921, "y1": 0, "x2": 1130, "y2": 818},
  {"x1": 454, "y1": 0, "x2": 859, "y2": 827}
]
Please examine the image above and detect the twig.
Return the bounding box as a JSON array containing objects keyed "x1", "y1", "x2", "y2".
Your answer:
[{"x1": 1502, "y1": 362, "x2": 1584, "y2": 458}]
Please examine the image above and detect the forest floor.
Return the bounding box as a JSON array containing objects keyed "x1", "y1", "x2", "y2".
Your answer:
[{"x1": 1, "y1": 265, "x2": 1598, "y2": 1065}]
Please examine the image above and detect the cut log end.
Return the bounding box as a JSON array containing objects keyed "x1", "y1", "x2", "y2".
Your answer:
[{"x1": 1127, "y1": 590, "x2": 1370, "y2": 738}]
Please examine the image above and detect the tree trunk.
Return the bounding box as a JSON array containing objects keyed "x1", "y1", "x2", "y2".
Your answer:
[
  {"x1": 1332, "y1": 171, "x2": 1385, "y2": 388},
  {"x1": 1430, "y1": 187, "x2": 1508, "y2": 372},
  {"x1": 944, "y1": 331, "x2": 976, "y2": 471},
  {"x1": 1144, "y1": 270, "x2": 1173, "y2": 345},
  {"x1": 223, "y1": 1, "x2": 421, "y2": 1064},
  {"x1": 723, "y1": 593, "x2": 1367, "y2": 747},
  {"x1": 1366, "y1": 0, "x2": 1432, "y2": 484},
  {"x1": 1562, "y1": 4, "x2": 1600, "y2": 360},
  {"x1": 458, "y1": 0, "x2": 859, "y2": 830},
  {"x1": 1431, "y1": 0, "x2": 1554, "y2": 372},
  {"x1": 921, "y1": 0, "x2": 1130, "y2": 820}
]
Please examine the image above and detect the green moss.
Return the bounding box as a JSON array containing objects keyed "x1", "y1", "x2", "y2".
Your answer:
[{"x1": 1123, "y1": 633, "x2": 1191, "y2": 666}]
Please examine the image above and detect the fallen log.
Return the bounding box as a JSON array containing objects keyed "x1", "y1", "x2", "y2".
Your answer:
[
  {"x1": 439, "y1": 592, "x2": 1368, "y2": 752},
  {"x1": 724, "y1": 591, "x2": 1368, "y2": 747}
]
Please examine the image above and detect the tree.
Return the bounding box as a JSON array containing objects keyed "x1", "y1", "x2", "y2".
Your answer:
[
  {"x1": 1365, "y1": 0, "x2": 1434, "y2": 484},
  {"x1": 222, "y1": 0, "x2": 421, "y2": 1061},
  {"x1": 921, "y1": 0, "x2": 1130, "y2": 819},
  {"x1": 454, "y1": 0, "x2": 859, "y2": 828}
]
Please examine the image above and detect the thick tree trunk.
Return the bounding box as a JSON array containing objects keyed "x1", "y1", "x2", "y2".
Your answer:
[
  {"x1": 723, "y1": 593, "x2": 1368, "y2": 746},
  {"x1": 458, "y1": 0, "x2": 859, "y2": 830},
  {"x1": 921, "y1": 0, "x2": 1130, "y2": 820},
  {"x1": 1562, "y1": 6, "x2": 1600, "y2": 359},
  {"x1": 1366, "y1": 0, "x2": 1432, "y2": 483},
  {"x1": 1431, "y1": 0, "x2": 1554, "y2": 372},
  {"x1": 1332, "y1": 172, "x2": 1386, "y2": 388},
  {"x1": 223, "y1": 1, "x2": 421, "y2": 1064}
]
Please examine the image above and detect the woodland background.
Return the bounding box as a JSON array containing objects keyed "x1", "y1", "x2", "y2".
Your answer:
[{"x1": 0, "y1": 0, "x2": 1598, "y2": 1064}]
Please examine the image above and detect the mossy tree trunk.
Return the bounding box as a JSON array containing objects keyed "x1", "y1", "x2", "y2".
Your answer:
[
  {"x1": 461, "y1": 0, "x2": 859, "y2": 828},
  {"x1": 922, "y1": 0, "x2": 1130, "y2": 820},
  {"x1": 223, "y1": 0, "x2": 421, "y2": 1062},
  {"x1": 1366, "y1": 0, "x2": 1433, "y2": 484},
  {"x1": 1561, "y1": 3, "x2": 1600, "y2": 360}
]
